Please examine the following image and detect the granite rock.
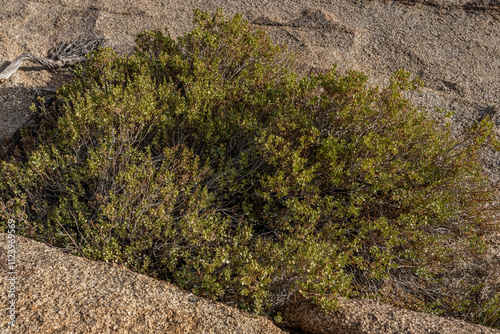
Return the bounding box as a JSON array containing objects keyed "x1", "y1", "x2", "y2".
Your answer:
[{"x1": 0, "y1": 233, "x2": 283, "y2": 334}]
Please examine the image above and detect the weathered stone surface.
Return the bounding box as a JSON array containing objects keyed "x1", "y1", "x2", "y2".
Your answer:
[
  {"x1": 282, "y1": 297, "x2": 500, "y2": 334},
  {"x1": 0, "y1": 233, "x2": 283, "y2": 333},
  {"x1": 0, "y1": 0, "x2": 498, "y2": 180},
  {"x1": 1, "y1": 233, "x2": 499, "y2": 333}
]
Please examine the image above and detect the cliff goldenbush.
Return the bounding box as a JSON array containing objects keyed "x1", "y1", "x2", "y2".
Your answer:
[{"x1": 1, "y1": 9, "x2": 499, "y2": 326}]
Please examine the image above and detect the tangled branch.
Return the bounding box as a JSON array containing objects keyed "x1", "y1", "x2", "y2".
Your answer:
[{"x1": 0, "y1": 38, "x2": 104, "y2": 84}]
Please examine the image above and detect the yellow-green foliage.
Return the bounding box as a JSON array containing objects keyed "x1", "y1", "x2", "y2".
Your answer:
[{"x1": 1, "y1": 9, "x2": 498, "y2": 324}]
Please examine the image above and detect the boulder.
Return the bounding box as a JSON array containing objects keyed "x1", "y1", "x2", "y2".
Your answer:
[
  {"x1": 0, "y1": 0, "x2": 499, "y2": 333},
  {"x1": 0, "y1": 233, "x2": 283, "y2": 333},
  {"x1": 1, "y1": 1, "x2": 499, "y2": 182},
  {"x1": 1, "y1": 233, "x2": 499, "y2": 333},
  {"x1": 282, "y1": 297, "x2": 500, "y2": 334}
]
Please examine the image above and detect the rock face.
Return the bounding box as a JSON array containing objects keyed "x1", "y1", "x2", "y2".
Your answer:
[
  {"x1": 282, "y1": 297, "x2": 500, "y2": 334},
  {"x1": 1, "y1": 233, "x2": 499, "y2": 334},
  {"x1": 1, "y1": 1, "x2": 499, "y2": 178},
  {"x1": 0, "y1": 0, "x2": 499, "y2": 333},
  {"x1": 0, "y1": 233, "x2": 284, "y2": 333},
  {"x1": 0, "y1": 0, "x2": 499, "y2": 180}
]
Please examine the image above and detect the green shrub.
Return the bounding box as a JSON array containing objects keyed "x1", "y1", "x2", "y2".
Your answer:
[{"x1": 1, "y1": 9, "x2": 499, "y2": 322}]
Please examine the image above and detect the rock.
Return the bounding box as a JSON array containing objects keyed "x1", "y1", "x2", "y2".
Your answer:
[
  {"x1": 1, "y1": 233, "x2": 499, "y2": 333},
  {"x1": 0, "y1": 233, "x2": 283, "y2": 333},
  {"x1": 0, "y1": 0, "x2": 498, "y2": 180},
  {"x1": 282, "y1": 297, "x2": 500, "y2": 334}
]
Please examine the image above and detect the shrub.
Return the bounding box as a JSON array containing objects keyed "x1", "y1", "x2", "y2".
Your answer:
[{"x1": 1, "y1": 9, "x2": 498, "y2": 323}]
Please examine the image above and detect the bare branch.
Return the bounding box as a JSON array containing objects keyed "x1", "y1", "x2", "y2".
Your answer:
[{"x1": 0, "y1": 37, "x2": 104, "y2": 84}]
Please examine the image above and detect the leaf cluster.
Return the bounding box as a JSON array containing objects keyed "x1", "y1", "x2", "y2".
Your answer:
[{"x1": 1, "y1": 9, "x2": 498, "y2": 323}]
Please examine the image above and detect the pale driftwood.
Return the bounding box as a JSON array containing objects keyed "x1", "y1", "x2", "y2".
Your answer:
[
  {"x1": 0, "y1": 54, "x2": 84, "y2": 83},
  {"x1": 0, "y1": 37, "x2": 104, "y2": 84}
]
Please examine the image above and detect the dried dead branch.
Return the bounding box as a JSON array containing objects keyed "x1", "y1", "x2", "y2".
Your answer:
[{"x1": 0, "y1": 38, "x2": 104, "y2": 84}]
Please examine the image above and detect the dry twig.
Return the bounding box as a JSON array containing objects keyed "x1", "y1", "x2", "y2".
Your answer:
[{"x1": 0, "y1": 37, "x2": 104, "y2": 84}]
